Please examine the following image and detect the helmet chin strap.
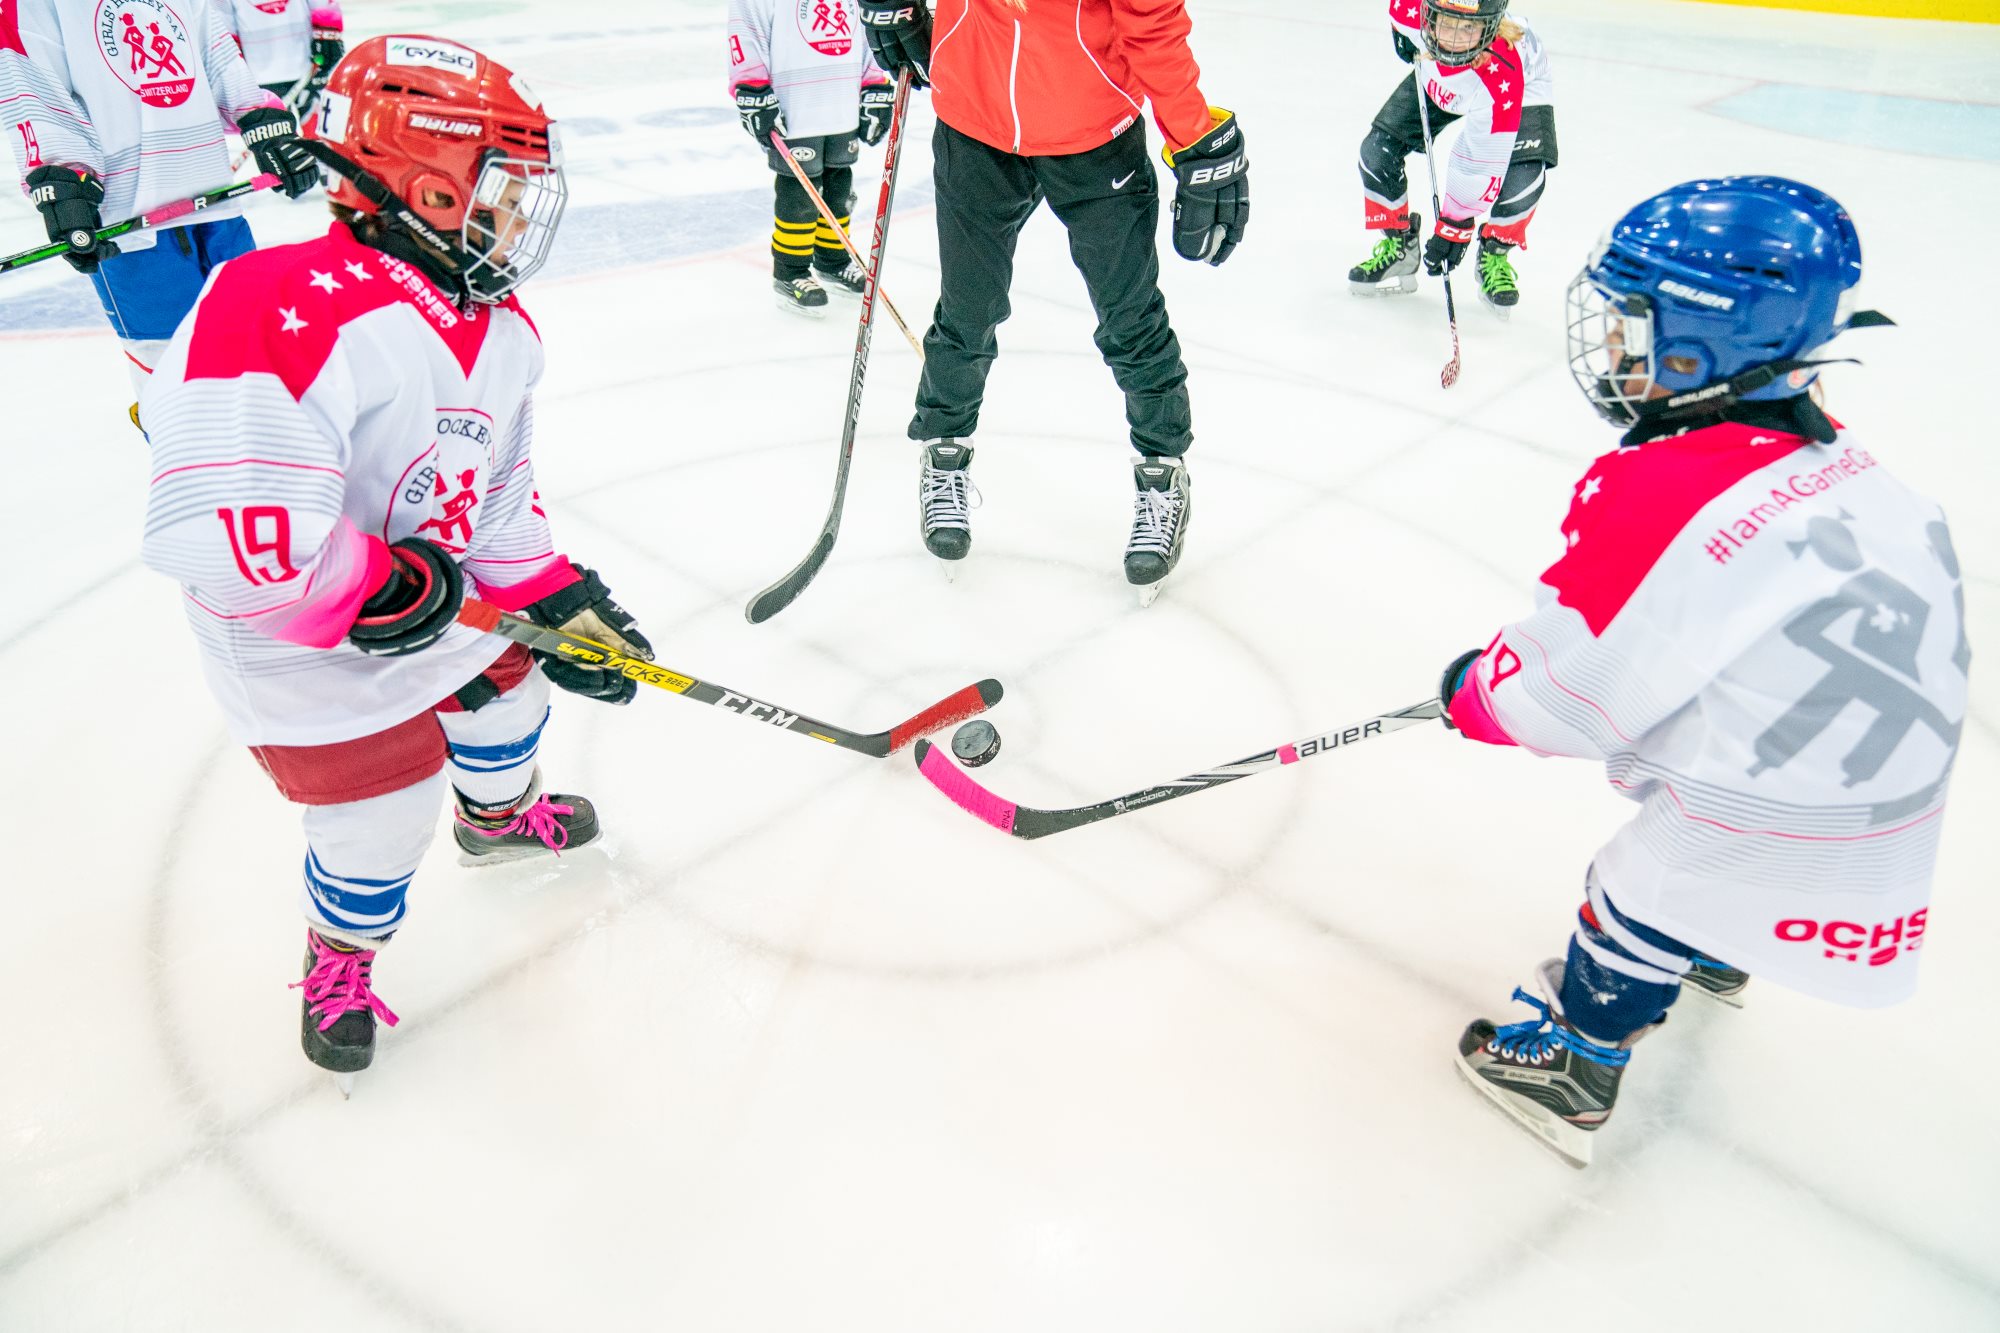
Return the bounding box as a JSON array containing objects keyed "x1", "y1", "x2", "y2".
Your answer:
[
  {"x1": 297, "y1": 137, "x2": 477, "y2": 307},
  {"x1": 1623, "y1": 310, "x2": 1895, "y2": 443}
]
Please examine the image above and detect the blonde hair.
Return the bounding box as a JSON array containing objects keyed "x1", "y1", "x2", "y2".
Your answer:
[
  {"x1": 1473, "y1": 18, "x2": 1525, "y2": 67},
  {"x1": 999, "y1": 0, "x2": 1027, "y2": 9}
]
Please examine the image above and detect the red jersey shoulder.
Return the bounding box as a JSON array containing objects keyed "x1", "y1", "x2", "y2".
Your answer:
[
  {"x1": 1542, "y1": 423, "x2": 1817, "y2": 635},
  {"x1": 184, "y1": 226, "x2": 405, "y2": 399},
  {"x1": 1473, "y1": 42, "x2": 1524, "y2": 133},
  {"x1": 1, "y1": 1, "x2": 27, "y2": 57}
]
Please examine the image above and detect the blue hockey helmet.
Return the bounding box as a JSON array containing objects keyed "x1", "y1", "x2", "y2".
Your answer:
[{"x1": 1566, "y1": 176, "x2": 1890, "y2": 431}]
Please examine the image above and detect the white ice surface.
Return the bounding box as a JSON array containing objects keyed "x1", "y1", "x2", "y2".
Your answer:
[{"x1": 2, "y1": 1, "x2": 1997, "y2": 1329}]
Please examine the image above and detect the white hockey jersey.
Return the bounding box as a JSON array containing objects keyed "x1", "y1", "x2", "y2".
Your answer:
[
  {"x1": 727, "y1": 0, "x2": 884, "y2": 139},
  {"x1": 1450, "y1": 419, "x2": 1969, "y2": 1007},
  {"x1": 222, "y1": 0, "x2": 312, "y2": 87},
  {"x1": 141, "y1": 223, "x2": 579, "y2": 748},
  {"x1": 1, "y1": 0, "x2": 278, "y2": 246},
  {"x1": 1383, "y1": 1, "x2": 1553, "y2": 223}
]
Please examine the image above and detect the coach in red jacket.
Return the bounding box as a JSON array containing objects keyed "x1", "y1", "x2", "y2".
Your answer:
[{"x1": 860, "y1": 0, "x2": 1248, "y2": 601}]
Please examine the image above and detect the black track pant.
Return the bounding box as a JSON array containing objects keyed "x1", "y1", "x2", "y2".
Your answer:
[{"x1": 912, "y1": 120, "x2": 1191, "y2": 458}]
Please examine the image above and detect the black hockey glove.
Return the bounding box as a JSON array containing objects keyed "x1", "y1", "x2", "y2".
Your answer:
[
  {"x1": 1424, "y1": 216, "x2": 1475, "y2": 275},
  {"x1": 858, "y1": 80, "x2": 896, "y2": 146},
  {"x1": 1164, "y1": 108, "x2": 1249, "y2": 266},
  {"x1": 734, "y1": 81, "x2": 786, "y2": 144},
  {"x1": 307, "y1": 15, "x2": 345, "y2": 101},
  {"x1": 1437, "y1": 648, "x2": 1482, "y2": 732},
  {"x1": 524, "y1": 565, "x2": 654, "y2": 706},
  {"x1": 1392, "y1": 27, "x2": 1419, "y2": 63},
  {"x1": 349, "y1": 538, "x2": 465, "y2": 657},
  {"x1": 24, "y1": 166, "x2": 116, "y2": 274},
  {"x1": 856, "y1": 0, "x2": 931, "y2": 87},
  {"x1": 238, "y1": 107, "x2": 319, "y2": 199}
]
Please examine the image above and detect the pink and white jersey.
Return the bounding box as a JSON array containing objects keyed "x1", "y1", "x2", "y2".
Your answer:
[
  {"x1": 1385, "y1": 2, "x2": 1552, "y2": 222},
  {"x1": 222, "y1": 0, "x2": 312, "y2": 87},
  {"x1": 1454, "y1": 421, "x2": 1969, "y2": 1007},
  {"x1": 141, "y1": 223, "x2": 579, "y2": 748},
  {"x1": 727, "y1": 0, "x2": 883, "y2": 139},
  {"x1": 0, "y1": 0, "x2": 279, "y2": 247}
]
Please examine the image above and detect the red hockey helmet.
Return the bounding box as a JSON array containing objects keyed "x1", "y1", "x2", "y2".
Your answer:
[{"x1": 308, "y1": 34, "x2": 566, "y2": 301}]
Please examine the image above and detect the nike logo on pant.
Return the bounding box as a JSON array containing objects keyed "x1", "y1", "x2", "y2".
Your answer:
[{"x1": 1112, "y1": 172, "x2": 1136, "y2": 190}]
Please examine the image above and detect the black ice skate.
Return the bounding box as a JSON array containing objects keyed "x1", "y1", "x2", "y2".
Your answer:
[
  {"x1": 1125, "y1": 455, "x2": 1192, "y2": 607},
  {"x1": 773, "y1": 272, "x2": 829, "y2": 318},
  {"x1": 816, "y1": 259, "x2": 868, "y2": 298},
  {"x1": 918, "y1": 439, "x2": 977, "y2": 572},
  {"x1": 1683, "y1": 956, "x2": 1751, "y2": 1008},
  {"x1": 1454, "y1": 960, "x2": 1656, "y2": 1168},
  {"x1": 1348, "y1": 215, "x2": 1421, "y2": 296},
  {"x1": 453, "y1": 772, "x2": 602, "y2": 866},
  {"x1": 293, "y1": 929, "x2": 398, "y2": 1098},
  {"x1": 1476, "y1": 237, "x2": 1520, "y2": 317}
]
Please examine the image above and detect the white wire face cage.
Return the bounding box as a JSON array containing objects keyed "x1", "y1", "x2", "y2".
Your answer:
[
  {"x1": 1565, "y1": 267, "x2": 1657, "y2": 427},
  {"x1": 459, "y1": 151, "x2": 567, "y2": 303}
]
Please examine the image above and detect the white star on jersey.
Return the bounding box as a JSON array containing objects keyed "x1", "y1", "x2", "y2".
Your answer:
[
  {"x1": 308, "y1": 270, "x2": 342, "y2": 294},
  {"x1": 345, "y1": 261, "x2": 374, "y2": 282},
  {"x1": 279, "y1": 307, "x2": 308, "y2": 334},
  {"x1": 1580, "y1": 477, "x2": 1603, "y2": 503}
]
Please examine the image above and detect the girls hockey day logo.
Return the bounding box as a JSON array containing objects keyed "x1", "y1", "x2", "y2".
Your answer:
[
  {"x1": 796, "y1": 0, "x2": 854, "y2": 57},
  {"x1": 96, "y1": 0, "x2": 196, "y2": 108}
]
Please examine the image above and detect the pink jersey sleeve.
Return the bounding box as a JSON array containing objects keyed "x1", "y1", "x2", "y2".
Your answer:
[
  {"x1": 200, "y1": 0, "x2": 280, "y2": 126},
  {"x1": 726, "y1": 0, "x2": 774, "y2": 91},
  {"x1": 0, "y1": 0, "x2": 102, "y2": 179},
  {"x1": 142, "y1": 253, "x2": 389, "y2": 650}
]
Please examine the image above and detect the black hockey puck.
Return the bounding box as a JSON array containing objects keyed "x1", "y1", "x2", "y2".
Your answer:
[{"x1": 950, "y1": 719, "x2": 1002, "y2": 767}]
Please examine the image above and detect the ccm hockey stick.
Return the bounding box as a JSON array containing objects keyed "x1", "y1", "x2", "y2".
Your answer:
[
  {"x1": 457, "y1": 599, "x2": 999, "y2": 757},
  {"x1": 1413, "y1": 89, "x2": 1461, "y2": 389},
  {"x1": 744, "y1": 67, "x2": 916, "y2": 624},
  {"x1": 770, "y1": 129, "x2": 922, "y2": 357},
  {"x1": 1, "y1": 174, "x2": 280, "y2": 275},
  {"x1": 912, "y1": 698, "x2": 1444, "y2": 839}
]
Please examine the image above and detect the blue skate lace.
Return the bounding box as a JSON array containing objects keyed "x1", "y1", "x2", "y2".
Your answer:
[{"x1": 1489, "y1": 988, "x2": 1631, "y2": 1068}]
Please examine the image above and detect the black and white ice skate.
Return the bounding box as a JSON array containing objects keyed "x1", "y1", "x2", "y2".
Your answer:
[
  {"x1": 1125, "y1": 456, "x2": 1191, "y2": 607},
  {"x1": 453, "y1": 777, "x2": 602, "y2": 866},
  {"x1": 817, "y1": 259, "x2": 868, "y2": 298},
  {"x1": 774, "y1": 273, "x2": 829, "y2": 318},
  {"x1": 1475, "y1": 238, "x2": 1520, "y2": 317},
  {"x1": 1348, "y1": 215, "x2": 1421, "y2": 296},
  {"x1": 1683, "y1": 956, "x2": 1750, "y2": 1008},
  {"x1": 1454, "y1": 960, "x2": 1653, "y2": 1168},
  {"x1": 293, "y1": 929, "x2": 398, "y2": 1098},
  {"x1": 918, "y1": 439, "x2": 977, "y2": 574}
]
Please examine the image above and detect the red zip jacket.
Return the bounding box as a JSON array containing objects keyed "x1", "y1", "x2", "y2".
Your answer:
[{"x1": 929, "y1": 0, "x2": 1213, "y2": 157}]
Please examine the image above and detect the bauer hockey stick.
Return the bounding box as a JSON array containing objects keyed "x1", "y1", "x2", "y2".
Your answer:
[
  {"x1": 770, "y1": 130, "x2": 923, "y2": 358},
  {"x1": 457, "y1": 598, "x2": 998, "y2": 757},
  {"x1": 0, "y1": 174, "x2": 280, "y2": 275},
  {"x1": 1413, "y1": 89, "x2": 1461, "y2": 390},
  {"x1": 744, "y1": 67, "x2": 917, "y2": 625},
  {"x1": 912, "y1": 698, "x2": 1444, "y2": 839}
]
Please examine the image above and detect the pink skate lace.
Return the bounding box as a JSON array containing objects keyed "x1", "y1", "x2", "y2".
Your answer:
[
  {"x1": 291, "y1": 933, "x2": 400, "y2": 1033},
  {"x1": 457, "y1": 794, "x2": 574, "y2": 854}
]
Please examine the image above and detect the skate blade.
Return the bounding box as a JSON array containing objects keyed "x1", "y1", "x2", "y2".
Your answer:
[
  {"x1": 774, "y1": 295, "x2": 829, "y2": 319},
  {"x1": 1349, "y1": 276, "x2": 1418, "y2": 297},
  {"x1": 1452, "y1": 1053, "x2": 1595, "y2": 1168},
  {"x1": 1684, "y1": 984, "x2": 1747, "y2": 1010},
  {"x1": 456, "y1": 833, "x2": 604, "y2": 869},
  {"x1": 938, "y1": 558, "x2": 959, "y2": 583},
  {"x1": 1135, "y1": 581, "x2": 1165, "y2": 609},
  {"x1": 334, "y1": 1072, "x2": 357, "y2": 1099},
  {"x1": 1478, "y1": 294, "x2": 1515, "y2": 321}
]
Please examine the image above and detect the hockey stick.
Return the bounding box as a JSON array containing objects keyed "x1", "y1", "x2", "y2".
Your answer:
[
  {"x1": 457, "y1": 598, "x2": 998, "y2": 757},
  {"x1": 770, "y1": 129, "x2": 923, "y2": 358},
  {"x1": 744, "y1": 67, "x2": 916, "y2": 625},
  {"x1": 0, "y1": 174, "x2": 280, "y2": 275},
  {"x1": 912, "y1": 698, "x2": 1444, "y2": 839},
  {"x1": 1413, "y1": 88, "x2": 1462, "y2": 390}
]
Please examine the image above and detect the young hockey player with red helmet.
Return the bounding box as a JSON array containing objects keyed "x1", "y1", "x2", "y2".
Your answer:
[{"x1": 139, "y1": 34, "x2": 654, "y2": 1089}]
